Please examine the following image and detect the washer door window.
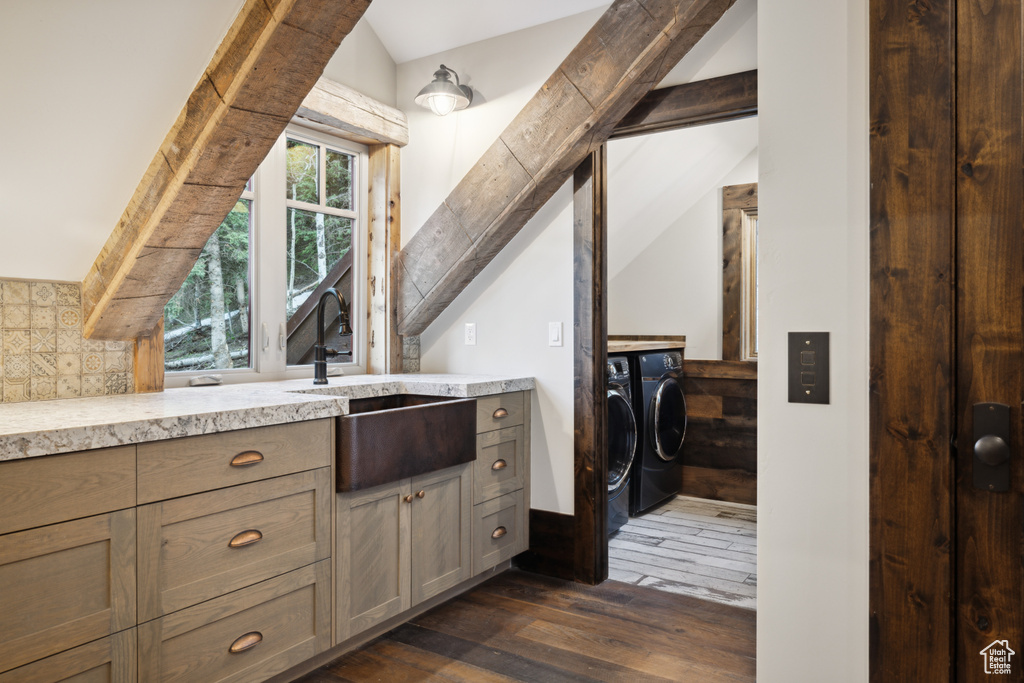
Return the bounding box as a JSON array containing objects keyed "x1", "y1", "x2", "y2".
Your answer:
[
  {"x1": 607, "y1": 388, "x2": 637, "y2": 493},
  {"x1": 650, "y1": 376, "x2": 687, "y2": 461}
]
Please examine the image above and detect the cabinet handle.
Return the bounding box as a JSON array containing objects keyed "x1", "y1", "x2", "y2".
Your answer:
[
  {"x1": 228, "y1": 529, "x2": 263, "y2": 548},
  {"x1": 404, "y1": 494, "x2": 414, "y2": 503},
  {"x1": 228, "y1": 631, "x2": 263, "y2": 654},
  {"x1": 493, "y1": 408, "x2": 509, "y2": 419},
  {"x1": 416, "y1": 490, "x2": 425, "y2": 498},
  {"x1": 491, "y1": 459, "x2": 508, "y2": 471},
  {"x1": 491, "y1": 526, "x2": 507, "y2": 539},
  {"x1": 230, "y1": 450, "x2": 264, "y2": 467}
]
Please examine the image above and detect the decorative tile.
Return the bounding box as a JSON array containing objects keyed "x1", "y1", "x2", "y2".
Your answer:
[
  {"x1": 4, "y1": 354, "x2": 30, "y2": 379},
  {"x1": 57, "y1": 375, "x2": 81, "y2": 399},
  {"x1": 30, "y1": 377, "x2": 56, "y2": 400},
  {"x1": 57, "y1": 307, "x2": 81, "y2": 329},
  {"x1": 82, "y1": 374, "x2": 105, "y2": 397},
  {"x1": 104, "y1": 350, "x2": 128, "y2": 372},
  {"x1": 31, "y1": 353, "x2": 57, "y2": 377},
  {"x1": 82, "y1": 339, "x2": 106, "y2": 353},
  {"x1": 30, "y1": 306, "x2": 56, "y2": 330},
  {"x1": 57, "y1": 330, "x2": 81, "y2": 353},
  {"x1": 56, "y1": 283, "x2": 80, "y2": 306},
  {"x1": 30, "y1": 282, "x2": 56, "y2": 307},
  {"x1": 123, "y1": 350, "x2": 135, "y2": 375},
  {"x1": 104, "y1": 373, "x2": 129, "y2": 395},
  {"x1": 3, "y1": 282, "x2": 29, "y2": 305},
  {"x1": 105, "y1": 340, "x2": 127, "y2": 352},
  {"x1": 4, "y1": 305, "x2": 29, "y2": 329},
  {"x1": 3, "y1": 378, "x2": 30, "y2": 402},
  {"x1": 31, "y1": 329, "x2": 56, "y2": 353},
  {"x1": 57, "y1": 353, "x2": 81, "y2": 375},
  {"x1": 4, "y1": 330, "x2": 30, "y2": 355},
  {"x1": 82, "y1": 352, "x2": 104, "y2": 374}
]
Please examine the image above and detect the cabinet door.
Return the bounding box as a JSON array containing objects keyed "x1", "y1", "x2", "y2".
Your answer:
[
  {"x1": 0, "y1": 510, "x2": 136, "y2": 674},
  {"x1": 335, "y1": 480, "x2": 410, "y2": 643},
  {"x1": 410, "y1": 463, "x2": 472, "y2": 605},
  {"x1": 0, "y1": 628, "x2": 136, "y2": 683}
]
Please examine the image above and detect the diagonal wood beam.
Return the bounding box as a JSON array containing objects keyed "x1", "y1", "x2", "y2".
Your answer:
[
  {"x1": 396, "y1": 0, "x2": 737, "y2": 336},
  {"x1": 82, "y1": 0, "x2": 370, "y2": 340},
  {"x1": 611, "y1": 68, "x2": 757, "y2": 139}
]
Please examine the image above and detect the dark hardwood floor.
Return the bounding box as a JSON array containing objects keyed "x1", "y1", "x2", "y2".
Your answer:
[{"x1": 297, "y1": 570, "x2": 755, "y2": 682}]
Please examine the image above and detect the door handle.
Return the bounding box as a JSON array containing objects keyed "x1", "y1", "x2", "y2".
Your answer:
[{"x1": 974, "y1": 402, "x2": 1011, "y2": 492}]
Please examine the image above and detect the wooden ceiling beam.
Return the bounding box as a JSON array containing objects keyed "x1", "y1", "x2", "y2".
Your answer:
[
  {"x1": 296, "y1": 78, "x2": 409, "y2": 147},
  {"x1": 396, "y1": 0, "x2": 737, "y2": 336},
  {"x1": 82, "y1": 0, "x2": 370, "y2": 340},
  {"x1": 611, "y1": 68, "x2": 757, "y2": 139}
]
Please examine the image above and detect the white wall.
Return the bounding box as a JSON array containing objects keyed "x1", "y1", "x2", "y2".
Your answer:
[
  {"x1": 0, "y1": 0, "x2": 246, "y2": 282},
  {"x1": 321, "y1": 19, "x2": 397, "y2": 108},
  {"x1": 607, "y1": 119, "x2": 758, "y2": 360},
  {"x1": 0, "y1": 3, "x2": 397, "y2": 284},
  {"x1": 407, "y1": 11, "x2": 604, "y2": 514},
  {"x1": 756, "y1": 0, "x2": 869, "y2": 679}
]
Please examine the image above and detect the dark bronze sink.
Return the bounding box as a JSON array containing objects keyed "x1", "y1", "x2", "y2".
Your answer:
[{"x1": 336, "y1": 394, "x2": 477, "y2": 492}]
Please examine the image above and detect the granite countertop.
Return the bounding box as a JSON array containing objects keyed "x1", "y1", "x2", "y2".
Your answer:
[{"x1": 0, "y1": 373, "x2": 534, "y2": 462}]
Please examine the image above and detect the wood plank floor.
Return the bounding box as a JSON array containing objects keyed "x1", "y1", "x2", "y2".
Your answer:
[
  {"x1": 297, "y1": 570, "x2": 755, "y2": 682},
  {"x1": 609, "y1": 496, "x2": 757, "y2": 610}
]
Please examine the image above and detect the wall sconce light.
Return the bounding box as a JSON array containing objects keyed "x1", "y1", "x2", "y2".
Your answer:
[{"x1": 414, "y1": 64, "x2": 473, "y2": 116}]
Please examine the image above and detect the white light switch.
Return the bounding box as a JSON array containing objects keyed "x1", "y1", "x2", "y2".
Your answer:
[
  {"x1": 464, "y1": 322, "x2": 477, "y2": 346},
  {"x1": 548, "y1": 322, "x2": 563, "y2": 347}
]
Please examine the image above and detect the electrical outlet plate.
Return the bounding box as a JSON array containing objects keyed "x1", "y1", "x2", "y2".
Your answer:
[{"x1": 464, "y1": 322, "x2": 477, "y2": 346}]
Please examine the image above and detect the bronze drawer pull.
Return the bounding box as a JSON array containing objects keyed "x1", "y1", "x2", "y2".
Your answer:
[
  {"x1": 230, "y1": 450, "x2": 264, "y2": 467},
  {"x1": 491, "y1": 459, "x2": 508, "y2": 471},
  {"x1": 416, "y1": 490, "x2": 425, "y2": 498},
  {"x1": 491, "y1": 526, "x2": 507, "y2": 539},
  {"x1": 228, "y1": 631, "x2": 263, "y2": 654},
  {"x1": 228, "y1": 529, "x2": 263, "y2": 548},
  {"x1": 492, "y1": 408, "x2": 509, "y2": 419},
  {"x1": 404, "y1": 494, "x2": 414, "y2": 503}
]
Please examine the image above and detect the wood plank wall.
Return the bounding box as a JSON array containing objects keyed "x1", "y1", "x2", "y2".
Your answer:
[{"x1": 681, "y1": 360, "x2": 757, "y2": 505}]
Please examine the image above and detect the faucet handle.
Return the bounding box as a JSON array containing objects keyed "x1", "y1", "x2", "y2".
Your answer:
[{"x1": 324, "y1": 347, "x2": 339, "y2": 358}]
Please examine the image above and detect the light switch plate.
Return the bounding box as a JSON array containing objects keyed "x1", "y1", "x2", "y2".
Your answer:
[
  {"x1": 788, "y1": 332, "x2": 829, "y2": 404},
  {"x1": 464, "y1": 322, "x2": 477, "y2": 346},
  {"x1": 548, "y1": 322, "x2": 563, "y2": 347}
]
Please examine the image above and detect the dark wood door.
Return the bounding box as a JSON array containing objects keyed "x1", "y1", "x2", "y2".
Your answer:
[{"x1": 956, "y1": 0, "x2": 1024, "y2": 679}]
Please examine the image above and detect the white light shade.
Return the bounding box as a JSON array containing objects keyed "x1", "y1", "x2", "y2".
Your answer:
[
  {"x1": 414, "y1": 65, "x2": 473, "y2": 116},
  {"x1": 425, "y1": 92, "x2": 457, "y2": 116}
]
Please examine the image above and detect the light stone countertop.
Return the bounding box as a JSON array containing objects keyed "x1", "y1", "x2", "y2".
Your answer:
[{"x1": 0, "y1": 373, "x2": 534, "y2": 462}]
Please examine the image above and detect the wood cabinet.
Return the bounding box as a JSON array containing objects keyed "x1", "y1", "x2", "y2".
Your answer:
[
  {"x1": 0, "y1": 510, "x2": 137, "y2": 674},
  {"x1": 137, "y1": 469, "x2": 331, "y2": 621},
  {"x1": 472, "y1": 392, "x2": 530, "y2": 567},
  {"x1": 335, "y1": 463, "x2": 472, "y2": 642},
  {"x1": 0, "y1": 629, "x2": 137, "y2": 683},
  {"x1": 138, "y1": 561, "x2": 330, "y2": 683}
]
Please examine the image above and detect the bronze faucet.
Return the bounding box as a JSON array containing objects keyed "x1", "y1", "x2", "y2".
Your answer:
[{"x1": 313, "y1": 287, "x2": 351, "y2": 384}]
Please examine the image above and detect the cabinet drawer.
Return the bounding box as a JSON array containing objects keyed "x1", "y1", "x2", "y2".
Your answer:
[
  {"x1": 139, "y1": 561, "x2": 331, "y2": 683},
  {"x1": 472, "y1": 490, "x2": 527, "y2": 574},
  {"x1": 0, "y1": 446, "x2": 135, "y2": 536},
  {"x1": 0, "y1": 628, "x2": 136, "y2": 683},
  {"x1": 475, "y1": 392, "x2": 524, "y2": 433},
  {"x1": 0, "y1": 510, "x2": 136, "y2": 674},
  {"x1": 137, "y1": 420, "x2": 331, "y2": 503},
  {"x1": 138, "y1": 469, "x2": 331, "y2": 622},
  {"x1": 474, "y1": 425, "x2": 525, "y2": 504}
]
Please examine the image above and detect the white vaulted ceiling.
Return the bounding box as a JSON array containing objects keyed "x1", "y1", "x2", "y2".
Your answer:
[{"x1": 363, "y1": 0, "x2": 610, "y2": 64}]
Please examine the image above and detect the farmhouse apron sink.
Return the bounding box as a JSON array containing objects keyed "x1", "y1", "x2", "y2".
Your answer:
[{"x1": 335, "y1": 394, "x2": 477, "y2": 492}]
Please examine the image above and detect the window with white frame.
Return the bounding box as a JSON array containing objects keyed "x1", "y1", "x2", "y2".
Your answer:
[{"x1": 163, "y1": 125, "x2": 368, "y2": 382}]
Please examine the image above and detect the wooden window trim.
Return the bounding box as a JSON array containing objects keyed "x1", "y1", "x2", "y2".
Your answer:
[{"x1": 722, "y1": 183, "x2": 758, "y2": 362}]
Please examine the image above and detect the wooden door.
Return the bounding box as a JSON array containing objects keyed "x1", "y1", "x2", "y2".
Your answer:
[
  {"x1": 409, "y1": 463, "x2": 472, "y2": 605},
  {"x1": 955, "y1": 0, "x2": 1024, "y2": 678},
  {"x1": 335, "y1": 480, "x2": 410, "y2": 643}
]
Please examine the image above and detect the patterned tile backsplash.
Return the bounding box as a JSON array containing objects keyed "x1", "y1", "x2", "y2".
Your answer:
[{"x1": 0, "y1": 279, "x2": 133, "y2": 403}]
